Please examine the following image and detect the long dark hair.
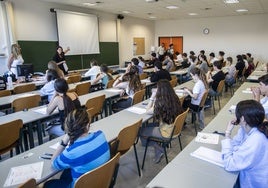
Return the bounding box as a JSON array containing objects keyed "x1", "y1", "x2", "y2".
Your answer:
[
  {"x1": 123, "y1": 66, "x2": 142, "y2": 92},
  {"x1": 154, "y1": 79, "x2": 184, "y2": 124},
  {"x1": 236, "y1": 100, "x2": 268, "y2": 138},
  {"x1": 54, "y1": 78, "x2": 75, "y2": 117},
  {"x1": 190, "y1": 67, "x2": 209, "y2": 89},
  {"x1": 65, "y1": 109, "x2": 90, "y2": 145}
]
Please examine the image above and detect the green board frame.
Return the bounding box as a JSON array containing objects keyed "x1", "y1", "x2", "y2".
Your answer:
[{"x1": 18, "y1": 41, "x2": 119, "y2": 73}]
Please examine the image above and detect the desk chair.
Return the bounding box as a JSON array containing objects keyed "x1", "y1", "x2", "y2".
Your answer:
[
  {"x1": 211, "y1": 80, "x2": 225, "y2": 115},
  {"x1": 18, "y1": 178, "x2": 36, "y2": 188},
  {"x1": 132, "y1": 89, "x2": 146, "y2": 106},
  {"x1": 139, "y1": 73, "x2": 148, "y2": 80},
  {"x1": 141, "y1": 109, "x2": 189, "y2": 169},
  {"x1": 75, "y1": 82, "x2": 91, "y2": 96},
  {"x1": 0, "y1": 90, "x2": 11, "y2": 97},
  {"x1": 13, "y1": 83, "x2": 36, "y2": 94},
  {"x1": 169, "y1": 77, "x2": 178, "y2": 88},
  {"x1": 85, "y1": 94, "x2": 105, "y2": 121},
  {"x1": 67, "y1": 74, "x2": 82, "y2": 84},
  {"x1": 108, "y1": 138, "x2": 120, "y2": 188},
  {"x1": 0, "y1": 119, "x2": 23, "y2": 158},
  {"x1": 238, "y1": 67, "x2": 246, "y2": 85},
  {"x1": 106, "y1": 79, "x2": 115, "y2": 89},
  {"x1": 74, "y1": 153, "x2": 120, "y2": 188},
  {"x1": 190, "y1": 91, "x2": 208, "y2": 135},
  {"x1": 118, "y1": 119, "x2": 142, "y2": 176},
  {"x1": 12, "y1": 94, "x2": 41, "y2": 112}
]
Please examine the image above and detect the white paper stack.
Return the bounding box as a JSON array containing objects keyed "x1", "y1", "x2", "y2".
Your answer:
[
  {"x1": 127, "y1": 106, "x2": 147, "y2": 114},
  {"x1": 191, "y1": 146, "x2": 224, "y2": 167},
  {"x1": 195, "y1": 132, "x2": 219, "y2": 144}
]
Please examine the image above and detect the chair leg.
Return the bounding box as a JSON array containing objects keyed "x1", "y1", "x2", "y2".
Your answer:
[
  {"x1": 218, "y1": 96, "x2": 221, "y2": 109},
  {"x1": 178, "y1": 136, "x2": 182, "y2": 151},
  {"x1": 163, "y1": 145, "x2": 168, "y2": 164},
  {"x1": 141, "y1": 141, "x2": 149, "y2": 169},
  {"x1": 109, "y1": 163, "x2": 120, "y2": 188},
  {"x1": 133, "y1": 144, "x2": 141, "y2": 176},
  {"x1": 212, "y1": 96, "x2": 216, "y2": 115}
]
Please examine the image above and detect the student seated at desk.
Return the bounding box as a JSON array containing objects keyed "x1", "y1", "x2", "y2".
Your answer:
[
  {"x1": 46, "y1": 78, "x2": 81, "y2": 139},
  {"x1": 92, "y1": 64, "x2": 113, "y2": 89},
  {"x1": 84, "y1": 59, "x2": 101, "y2": 80},
  {"x1": 44, "y1": 108, "x2": 110, "y2": 188},
  {"x1": 221, "y1": 100, "x2": 268, "y2": 188},
  {"x1": 183, "y1": 67, "x2": 209, "y2": 129},
  {"x1": 140, "y1": 79, "x2": 184, "y2": 163},
  {"x1": 48, "y1": 60, "x2": 64, "y2": 79},
  {"x1": 251, "y1": 74, "x2": 268, "y2": 119},
  {"x1": 39, "y1": 69, "x2": 59, "y2": 102},
  {"x1": 112, "y1": 65, "x2": 142, "y2": 112},
  {"x1": 150, "y1": 61, "x2": 171, "y2": 82}
]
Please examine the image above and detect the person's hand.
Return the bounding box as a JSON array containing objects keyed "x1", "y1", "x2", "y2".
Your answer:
[
  {"x1": 150, "y1": 88, "x2": 157, "y2": 100},
  {"x1": 62, "y1": 134, "x2": 70, "y2": 144},
  {"x1": 251, "y1": 87, "x2": 261, "y2": 98},
  {"x1": 183, "y1": 87, "x2": 190, "y2": 94},
  {"x1": 120, "y1": 89, "x2": 126, "y2": 97},
  {"x1": 225, "y1": 120, "x2": 236, "y2": 137},
  {"x1": 67, "y1": 46, "x2": 70, "y2": 51}
]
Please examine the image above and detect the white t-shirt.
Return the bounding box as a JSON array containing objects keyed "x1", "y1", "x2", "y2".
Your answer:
[
  {"x1": 84, "y1": 66, "x2": 101, "y2": 80},
  {"x1": 260, "y1": 96, "x2": 268, "y2": 119},
  {"x1": 191, "y1": 80, "x2": 206, "y2": 106}
]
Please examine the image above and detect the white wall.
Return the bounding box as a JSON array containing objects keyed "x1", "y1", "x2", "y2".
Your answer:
[
  {"x1": 118, "y1": 16, "x2": 155, "y2": 66},
  {"x1": 155, "y1": 14, "x2": 268, "y2": 63}
]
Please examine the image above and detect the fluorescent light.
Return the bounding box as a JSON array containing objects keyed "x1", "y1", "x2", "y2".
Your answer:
[
  {"x1": 122, "y1": 11, "x2": 131, "y2": 14},
  {"x1": 166, "y1": 6, "x2": 178, "y2": 9},
  {"x1": 149, "y1": 16, "x2": 156, "y2": 19},
  {"x1": 236, "y1": 9, "x2": 248, "y2": 12},
  {"x1": 224, "y1": 0, "x2": 239, "y2": 4},
  {"x1": 189, "y1": 13, "x2": 198, "y2": 16},
  {"x1": 83, "y1": 2, "x2": 97, "y2": 6}
]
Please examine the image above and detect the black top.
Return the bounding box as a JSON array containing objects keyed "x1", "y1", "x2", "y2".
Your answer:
[
  {"x1": 147, "y1": 58, "x2": 160, "y2": 68},
  {"x1": 181, "y1": 59, "x2": 190, "y2": 68},
  {"x1": 211, "y1": 70, "x2": 225, "y2": 91},
  {"x1": 235, "y1": 60, "x2": 245, "y2": 77},
  {"x1": 53, "y1": 52, "x2": 68, "y2": 75},
  {"x1": 150, "y1": 69, "x2": 171, "y2": 82}
]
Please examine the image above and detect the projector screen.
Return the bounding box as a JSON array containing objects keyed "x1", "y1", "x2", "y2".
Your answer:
[{"x1": 55, "y1": 10, "x2": 100, "y2": 55}]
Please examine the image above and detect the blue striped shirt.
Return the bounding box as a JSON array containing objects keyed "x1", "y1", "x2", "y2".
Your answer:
[{"x1": 52, "y1": 131, "x2": 110, "y2": 187}]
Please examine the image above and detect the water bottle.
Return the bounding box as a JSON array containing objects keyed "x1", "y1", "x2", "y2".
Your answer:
[{"x1": 7, "y1": 72, "x2": 13, "y2": 90}]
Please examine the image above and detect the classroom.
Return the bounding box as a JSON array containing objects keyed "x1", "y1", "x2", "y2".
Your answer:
[{"x1": 0, "y1": 0, "x2": 268, "y2": 188}]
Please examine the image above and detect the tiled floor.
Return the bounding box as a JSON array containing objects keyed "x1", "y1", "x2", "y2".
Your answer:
[{"x1": 0, "y1": 86, "x2": 235, "y2": 188}]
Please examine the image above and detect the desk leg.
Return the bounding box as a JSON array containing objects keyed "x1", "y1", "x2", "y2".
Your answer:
[
  {"x1": 104, "y1": 99, "x2": 108, "y2": 117},
  {"x1": 28, "y1": 123, "x2": 35, "y2": 149},
  {"x1": 37, "y1": 120, "x2": 43, "y2": 145}
]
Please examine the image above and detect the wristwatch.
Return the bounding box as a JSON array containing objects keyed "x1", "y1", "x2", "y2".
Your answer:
[{"x1": 60, "y1": 140, "x2": 68, "y2": 147}]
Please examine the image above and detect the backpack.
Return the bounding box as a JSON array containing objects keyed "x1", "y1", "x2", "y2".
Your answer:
[{"x1": 0, "y1": 76, "x2": 7, "y2": 90}]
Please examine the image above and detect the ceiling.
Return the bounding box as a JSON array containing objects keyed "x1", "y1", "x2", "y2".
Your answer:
[{"x1": 41, "y1": 0, "x2": 268, "y2": 20}]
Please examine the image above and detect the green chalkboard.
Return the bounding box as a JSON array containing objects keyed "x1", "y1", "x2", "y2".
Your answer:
[{"x1": 18, "y1": 41, "x2": 119, "y2": 73}]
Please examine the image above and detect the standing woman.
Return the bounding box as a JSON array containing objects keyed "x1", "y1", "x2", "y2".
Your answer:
[
  {"x1": 48, "y1": 60, "x2": 65, "y2": 78},
  {"x1": 221, "y1": 100, "x2": 268, "y2": 188},
  {"x1": 44, "y1": 109, "x2": 110, "y2": 188},
  {"x1": 53, "y1": 46, "x2": 70, "y2": 75},
  {"x1": 46, "y1": 78, "x2": 81, "y2": 139},
  {"x1": 183, "y1": 67, "x2": 209, "y2": 129},
  {"x1": 7, "y1": 44, "x2": 24, "y2": 78},
  {"x1": 140, "y1": 79, "x2": 184, "y2": 163},
  {"x1": 112, "y1": 65, "x2": 142, "y2": 112}
]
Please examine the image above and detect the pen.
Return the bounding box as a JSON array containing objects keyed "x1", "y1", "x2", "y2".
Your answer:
[
  {"x1": 213, "y1": 131, "x2": 225, "y2": 136},
  {"x1": 44, "y1": 153, "x2": 53, "y2": 156},
  {"x1": 39, "y1": 156, "x2": 52, "y2": 160}
]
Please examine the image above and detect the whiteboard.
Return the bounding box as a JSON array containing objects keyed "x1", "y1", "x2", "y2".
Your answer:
[{"x1": 56, "y1": 10, "x2": 100, "y2": 55}]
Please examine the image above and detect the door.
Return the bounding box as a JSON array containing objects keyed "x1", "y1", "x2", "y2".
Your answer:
[{"x1": 159, "y1": 36, "x2": 183, "y2": 54}]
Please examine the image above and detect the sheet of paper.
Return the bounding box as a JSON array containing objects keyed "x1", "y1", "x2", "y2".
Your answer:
[
  {"x1": 127, "y1": 106, "x2": 147, "y2": 114},
  {"x1": 33, "y1": 106, "x2": 47, "y2": 115},
  {"x1": 247, "y1": 75, "x2": 258, "y2": 80},
  {"x1": 190, "y1": 146, "x2": 224, "y2": 167},
  {"x1": 242, "y1": 88, "x2": 252, "y2": 94},
  {"x1": 141, "y1": 79, "x2": 151, "y2": 83},
  {"x1": 106, "y1": 88, "x2": 122, "y2": 93},
  {"x1": 19, "y1": 93, "x2": 36, "y2": 98},
  {"x1": 228, "y1": 105, "x2": 236, "y2": 114},
  {"x1": 49, "y1": 142, "x2": 60, "y2": 150},
  {"x1": 195, "y1": 132, "x2": 219, "y2": 144},
  {"x1": 4, "y1": 161, "x2": 44, "y2": 187}
]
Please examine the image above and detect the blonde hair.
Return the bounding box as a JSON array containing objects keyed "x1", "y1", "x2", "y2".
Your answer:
[{"x1": 11, "y1": 44, "x2": 21, "y2": 59}]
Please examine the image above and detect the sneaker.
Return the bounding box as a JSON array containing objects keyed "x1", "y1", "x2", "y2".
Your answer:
[{"x1": 154, "y1": 152, "x2": 164, "y2": 164}]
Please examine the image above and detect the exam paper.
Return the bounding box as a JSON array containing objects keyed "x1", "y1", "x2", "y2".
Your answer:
[
  {"x1": 242, "y1": 88, "x2": 252, "y2": 94},
  {"x1": 195, "y1": 132, "x2": 219, "y2": 144},
  {"x1": 106, "y1": 88, "x2": 122, "y2": 93},
  {"x1": 49, "y1": 142, "x2": 60, "y2": 150},
  {"x1": 228, "y1": 105, "x2": 236, "y2": 114},
  {"x1": 127, "y1": 107, "x2": 147, "y2": 114},
  {"x1": 33, "y1": 107, "x2": 47, "y2": 115},
  {"x1": 4, "y1": 161, "x2": 44, "y2": 187},
  {"x1": 190, "y1": 146, "x2": 224, "y2": 167}
]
